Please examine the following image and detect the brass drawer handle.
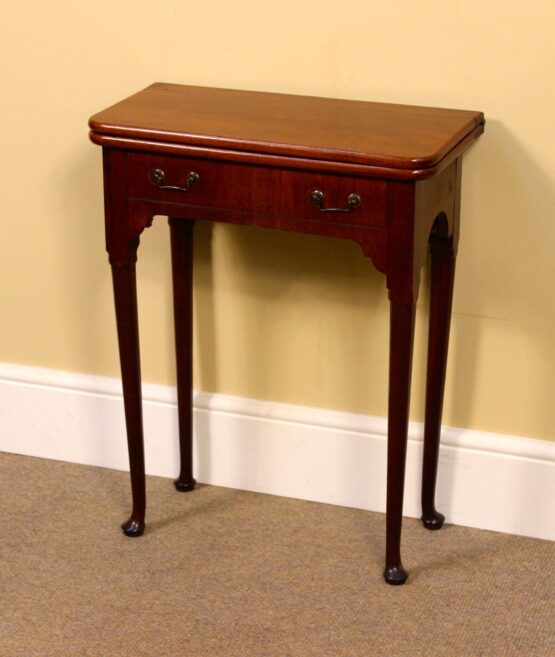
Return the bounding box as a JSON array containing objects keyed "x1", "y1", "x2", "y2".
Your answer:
[
  {"x1": 150, "y1": 168, "x2": 200, "y2": 192},
  {"x1": 310, "y1": 189, "x2": 361, "y2": 213}
]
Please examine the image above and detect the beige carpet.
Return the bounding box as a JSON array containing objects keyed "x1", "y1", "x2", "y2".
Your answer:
[{"x1": 1, "y1": 452, "x2": 553, "y2": 657}]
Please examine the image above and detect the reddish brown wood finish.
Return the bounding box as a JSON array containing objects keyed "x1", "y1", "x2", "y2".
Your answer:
[
  {"x1": 90, "y1": 83, "x2": 484, "y2": 177},
  {"x1": 385, "y1": 302, "x2": 416, "y2": 584},
  {"x1": 169, "y1": 218, "x2": 196, "y2": 493},
  {"x1": 129, "y1": 152, "x2": 388, "y2": 228},
  {"x1": 91, "y1": 84, "x2": 484, "y2": 585},
  {"x1": 90, "y1": 125, "x2": 483, "y2": 181},
  {"x1": 421, "y1": 235, "x2": 456, "y2": 530},
  {"x1": 103, "y1": 148, "x2": 147, "y2": 538},
  {"x1": 111, "y1": 251, "x2": 146, "y2": 538}
]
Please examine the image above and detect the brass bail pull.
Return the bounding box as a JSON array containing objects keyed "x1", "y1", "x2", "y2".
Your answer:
[
  {"x1": 150, "y1": 168, "x2": 200, "y2": 192},
  {"x1": 310, "y1": 189, "x2": 361, "y2": 212}
]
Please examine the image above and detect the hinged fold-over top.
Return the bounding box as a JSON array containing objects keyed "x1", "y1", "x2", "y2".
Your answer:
[{"x1": 89, "y1": 83, "x2": 484, "y2": 180}]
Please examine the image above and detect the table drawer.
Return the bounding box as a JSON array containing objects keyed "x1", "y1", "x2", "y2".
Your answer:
[{"x1": 127, "y1": 152, "x2": 387, "y2": 228}]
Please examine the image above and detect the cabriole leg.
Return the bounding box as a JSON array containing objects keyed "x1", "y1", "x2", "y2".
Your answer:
[{"x1": 111, "y1": 243, "x2": 146, "y2": 537}]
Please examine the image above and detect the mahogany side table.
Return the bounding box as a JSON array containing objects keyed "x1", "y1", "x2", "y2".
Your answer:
[{"x1": 89, "y1": 83, "x2": 484, "y2": 585}]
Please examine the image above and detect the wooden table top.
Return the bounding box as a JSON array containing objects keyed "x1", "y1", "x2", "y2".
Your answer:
[{"x1": 89, "y1": 83, "x2": 484, "y2": 178}]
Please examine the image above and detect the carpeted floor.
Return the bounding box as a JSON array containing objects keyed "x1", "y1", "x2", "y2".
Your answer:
[{"x1": 1, "y1": 452, "x2": 553, "y2": 657}]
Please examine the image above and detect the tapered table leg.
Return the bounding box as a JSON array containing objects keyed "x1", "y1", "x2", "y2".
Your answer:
[
  {"x1": 421, "y1": 235, "x2": 456, "y2": 529},
  {"x1": 169, "y1": 218, "x2": 197, "y2": 493},
  {"x1": 384, "y1": 301, "x2": 416, "y2": 585},
  {"x1": 111, "y1": 251, "x2": 146, "y2": 537}
]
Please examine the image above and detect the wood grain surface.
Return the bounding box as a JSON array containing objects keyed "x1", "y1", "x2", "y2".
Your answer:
[{"x1": 89, "y1": 83, "x2": 484, "y2": 176}]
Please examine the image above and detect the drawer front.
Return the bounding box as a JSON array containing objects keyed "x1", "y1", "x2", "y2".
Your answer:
[{"x1": 127, "y1": 152, "x2": 387, "y2": 228}]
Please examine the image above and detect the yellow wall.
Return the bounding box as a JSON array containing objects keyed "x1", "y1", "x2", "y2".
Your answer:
[{"x1": 1, "y1": 1, "x2": 554, "y2": 440}]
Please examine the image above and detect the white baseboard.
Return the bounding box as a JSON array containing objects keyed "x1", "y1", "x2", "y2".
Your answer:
[{"x1": 0, "y1": 362, "x2": 553, "y2": 540}]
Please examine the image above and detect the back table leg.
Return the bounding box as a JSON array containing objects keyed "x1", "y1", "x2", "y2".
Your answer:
[
  {"x1": 169, "y1": 218, "x2": 197, "y2": 493},
  {"x1": 421, "y1": 235, "x2": 456, "y2": 529}
]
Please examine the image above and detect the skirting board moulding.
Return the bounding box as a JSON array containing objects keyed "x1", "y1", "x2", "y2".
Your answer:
[{"x1": 0, "y1": 362, "x2": 553, "y2": 541}]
